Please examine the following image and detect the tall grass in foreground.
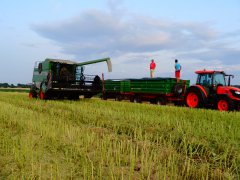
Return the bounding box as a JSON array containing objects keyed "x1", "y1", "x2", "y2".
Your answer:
[{"x1": 0, "y1": 92, "x2": 239, "y2": 179}]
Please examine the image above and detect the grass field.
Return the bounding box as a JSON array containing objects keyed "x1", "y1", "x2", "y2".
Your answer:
[
  {"x1": 0, "y1": 88, "x2": 29, "y2": 93},
  {"x1": 0, "y1": 92, "x2": 239, "y2": 179}
]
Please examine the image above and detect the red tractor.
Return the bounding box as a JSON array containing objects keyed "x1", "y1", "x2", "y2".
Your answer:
[{"x1": 185, "y1": 70, "x2": 240, "y2": 111}]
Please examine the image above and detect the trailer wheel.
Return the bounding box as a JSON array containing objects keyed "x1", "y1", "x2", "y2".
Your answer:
[
  {"x1": 133, "y1": 96, "x2": 141, "y2": 103},
  {"x1": 102, "y1": 94, "x2": 107, "y2": 100},
  {"x1": 69, "y1": 94, "x2": 79, "y2": 100},
  {"x1": 155, "y1": 97, "x2": 167, "y2": 105},
  {"x1": 174, "y1": 101, "x2": 184, "y2": 106},
  {"x1": 185, "y1": 89, "x2": 204, "y2": 108},
  {"x1": 216, "y1": 97, "x2": 234, "y2": 111},
  {"x1": 115, "y1": 95, "x2": 123, "y2": 101},
  {"x1": 84, "y1": 94, "x2": 92, "y2": 99}
]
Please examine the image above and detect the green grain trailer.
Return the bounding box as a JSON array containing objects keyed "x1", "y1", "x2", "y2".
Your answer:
[
  {"x1": 103, "y1": 77, "x2": 190, "y2": 105},
  {"x1": 29, "y1": 58, "x2": 112, "y2": 100}
]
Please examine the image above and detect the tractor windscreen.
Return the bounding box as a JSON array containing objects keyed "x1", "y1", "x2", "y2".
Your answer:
[
  {"x1": 197, "y1": 74, "x2": 212, "y2": 86},
  {"x1": 213, "y1": 73, "x2": 226, "y2": 86}
]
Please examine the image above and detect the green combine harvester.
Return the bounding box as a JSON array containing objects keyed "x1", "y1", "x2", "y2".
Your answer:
[
  {"x1": 29, "y1": 58, "x2": 112, "y2": 100},
  {"x1": 103, "y1": 78, "x2": 190, "y2": 105}
]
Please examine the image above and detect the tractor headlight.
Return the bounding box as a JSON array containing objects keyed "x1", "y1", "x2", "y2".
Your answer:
[
  {"x1": 235, "y1": 91, "x2": 240, "y2": 95},
  {"x1": 230, "y1": 90, "x2": 240, "y2": 98}
]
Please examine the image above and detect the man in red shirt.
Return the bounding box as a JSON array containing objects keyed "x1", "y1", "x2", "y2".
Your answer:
[{"x1": 150, "y1": 59, "x2": 156, "y2": 78}]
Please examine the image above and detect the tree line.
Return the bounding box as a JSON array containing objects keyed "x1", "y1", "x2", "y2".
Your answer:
[{"x1": 0, "y1": 83, "x2": 31, "y2": 88}]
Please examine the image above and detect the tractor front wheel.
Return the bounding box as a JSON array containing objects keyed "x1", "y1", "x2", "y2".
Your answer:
[
  {"x1": 216, "y1": 97, "x2": 234, "y2": 111},
  {"x1": 185, "y1": 89, "x2": 204, "y2": 108}
]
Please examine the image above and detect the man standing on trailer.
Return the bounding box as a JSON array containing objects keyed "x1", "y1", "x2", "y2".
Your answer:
[
  {"x1": 150, "y1": 59, "x2": 156, "y2": 78},
  {"x1": 175, "y1": 59, "x2": 182, "y2": 83}
]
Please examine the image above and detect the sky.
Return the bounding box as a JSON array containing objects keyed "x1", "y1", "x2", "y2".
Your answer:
[{"x1": 0, "y1": 0, "x2": 240, "y2": 84}]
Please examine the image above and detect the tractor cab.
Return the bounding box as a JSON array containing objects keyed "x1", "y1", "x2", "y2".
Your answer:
[
  {"x1": 195, "y1": 70, "x2": 226, "y2": 95},
  {"x1": 196, "y1": 70, "x2": 226, "y2": 87},
  {"x1": 196, "y1": 70, "x2": 235, "y2": 87}
]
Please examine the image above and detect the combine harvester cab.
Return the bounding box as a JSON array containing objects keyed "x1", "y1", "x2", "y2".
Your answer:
[
  {"x1": 29, "y1": 58, "x2": 111, "y2": 100},
  {"x1": 185, "y1": 70, "x2": 240, "y2": 111}
]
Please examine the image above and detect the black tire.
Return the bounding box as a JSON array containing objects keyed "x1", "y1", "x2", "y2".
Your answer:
[
  {"x1": 155, "y1": 97, "x2": 167, "y2": 105},
  {"x1": 173, "y1": 84, "x2": 184, "y2": 95},
  {"x1": 57, "y1": 93, "x2": 65, "y2": 100},
  {"x1": 130, "y1": 96, "x2": 134, "y2": 102},
  {"x1": 132, "y1": 95, "x2": 141, "y2": 103},
  {"x1": 84, "y1": 94, "x2": 93, "y2": 99},
  {"x1": 68, "y1": 94, "x2": 79, "y2": 100},
  {"x1": 149, "y1": 99, "x2": 156, "y2": 104},
  {"x1": 115, "y1": 95, "x2": 123, "y2": 101},
  {"x1": 216, "y1": 96, "x2": 234, "y2": 111},
  {"x1": 29, "y1": 84, "x2": 38, "y2": 99},
  {"x1": 185, "y1": 88, "x2": 205, "y2": 108},
  {"x1": 92, "y1": 75, "x2": 101, "y2": 90},
  {"x1": 102, "y1": 94, "x2": 107, "y2": 100},
  {"x1": 174, "y1": 101, "x2": 184, "y2": 106}
]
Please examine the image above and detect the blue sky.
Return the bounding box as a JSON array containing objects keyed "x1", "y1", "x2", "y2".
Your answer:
[{"x1": 0, "y1": 0, "x2": 240, "y2": 84}]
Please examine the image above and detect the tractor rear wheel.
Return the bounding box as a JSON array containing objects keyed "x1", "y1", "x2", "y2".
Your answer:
[
  {"x1": 216, "y1": 97, "x2": 234, "y2": 111},
  {"x1": 185, "y1": 89, "x2": 204, "y2": 108}
]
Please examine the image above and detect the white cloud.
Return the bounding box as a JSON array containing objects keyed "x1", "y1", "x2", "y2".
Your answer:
[
  {"x1": 31, "y1": 5, "x2": 240, "y2": 83},
  {"x1": 32, "y1": 8, "x2": 218, "y2": 56}
]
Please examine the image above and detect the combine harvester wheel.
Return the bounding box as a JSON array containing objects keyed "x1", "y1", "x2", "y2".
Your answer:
[{"x1": 39, "y1": 90, "x2": 46, "y2": 100}]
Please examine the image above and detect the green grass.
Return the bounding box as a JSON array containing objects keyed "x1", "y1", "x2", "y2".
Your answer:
[
  {"x1": 0, "y1": 88, "x2": 29, "y2": 93},
  {"x1": 0, "y1": 92, "x2": 239, "y2": 179}
]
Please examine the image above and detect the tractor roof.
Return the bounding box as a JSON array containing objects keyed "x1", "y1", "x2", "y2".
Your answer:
[
  {"x1": 195, "y1": 70, "x2": 224, "y2": 74},
  {"x1": 45, "y1": 58, "x2": 77, "y2": 65}
]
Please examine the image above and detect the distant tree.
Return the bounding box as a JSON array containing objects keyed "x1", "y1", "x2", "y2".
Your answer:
[
  {"x1": 0, "y1": 83, "x2": 10, "y2": 88},
  {"x1": 0, "y1": 83, "x2": 31, "y2": 88},
  {"x1": 17, "y1": 83, "x2": 31, "y2": 88}
]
